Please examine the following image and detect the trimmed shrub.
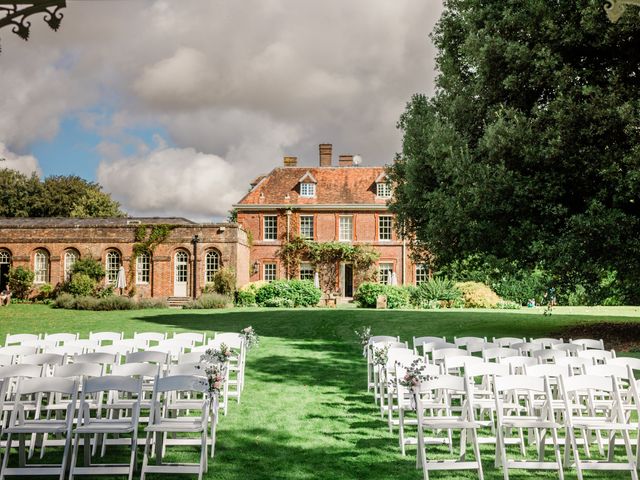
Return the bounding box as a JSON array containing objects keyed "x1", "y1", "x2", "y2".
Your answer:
[
  {"x1": 409, "y1": 277, "x2": 462, "y2": 308},
  {"x1": 34, "y1": 283, "x2": 54, "y2": 302},
  {"x1": 262, "y1": 297, "x2": 295, "y2": 308},
  {"x1": 53, "y1": 294, "x2": 168, "y2": 311},
  {"x1": 183, "y1": 293, "x2": 232, "y2": 310},
  {"x1": 53, "y1": 293, "x2": 76, "y2": 309},
  {"x1": 65, "y1": 273, "x2": 96, "y2": 297},
  {"x1": 255, "y1": 280, "x2": 321, "y2": 307},
  {"x1": 496, "y1": 300, "x2": 521, "y2": 310},
  {"x1": 138, "y1": 298, "x2": 168, "y2": 309},
  {"x1": 71, "y1": 258, "x2": 105, "y2": 281},
  {"x1": 211, "y1": 268, "x2": 236, "y2": 296},
  {"x1": 455, "y1": 281, "x2": 502, "y2": 308},
  {"x1": 354, "y1": 282, "x2": 411, "y2": 309},
  {"x1": 236, "y1": 287, "x2": 257, "y2": 307},
  {"x1": 354, "y1": 282, "x2": 384, "y2": 308},
  {"x1": 7, "y1": 266, "x2": 34, "y2": 300}
]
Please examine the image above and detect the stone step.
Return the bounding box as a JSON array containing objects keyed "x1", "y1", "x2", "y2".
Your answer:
[{"x1": 167, "y1": 296, "x2": 191, "y2": 308}]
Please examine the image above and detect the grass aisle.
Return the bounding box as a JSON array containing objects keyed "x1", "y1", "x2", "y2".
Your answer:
[{"x1": 1, "y1": 305, "x2": 640, "y2": 479}]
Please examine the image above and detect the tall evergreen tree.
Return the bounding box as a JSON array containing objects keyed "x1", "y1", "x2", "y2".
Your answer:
[{"x1": 389, "y1": 0, "x2": 640, "y2": 302}]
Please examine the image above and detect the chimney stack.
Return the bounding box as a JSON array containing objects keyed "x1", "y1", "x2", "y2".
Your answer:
[
  {"x1": 283, "y1": 156, "x2": 298, "y2": 167},
  {"x1": 319, "y1": 143, "x2": 332, "y2": 167},
  {"x1": 339, "y1": 155, "x2": 354, "y2": 167}
]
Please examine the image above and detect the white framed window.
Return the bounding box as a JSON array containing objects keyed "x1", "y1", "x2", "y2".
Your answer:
[
  {"x1": 34, "y1": 250, "x2": 49, "y2": 284},
  {"x1": 339, "y1": 216, "x2": 353, "y2": 242},
  {"x1": 64, "y1": 249, "x2": 79, "y2": 282},
  {"x1": 175, "y1": 251, "x2": 188, "y2": 283},
  {"x1": 264, "y1": 263, "x2": 277, "y2": 282},
  {"x1": 300, "y1": 182, "x2": 316, "y2": 197},
  {"x1": 299, "y1": 263, "x2": 314, "y2": 281},
  {"x1": 416, "y1": 264, "x2": 429, "y2": 285},
  {"x1": 0, "y1": 250, "x2": 11, "y2": 265},
  {"x1": 105, "y1": 250, "x2": 121, "y2": 285},
  {"x1": 300, "y1": 215, "x2": 314, "y2": 240},
  {"x1": 378, "y1": 215, "x2": 393, "y2": 241},
  {"x1": 263, "y1": 215, "x2": 278, "y2": 241},
  {"x1": 205, "y1": 250, "x2": 220, "y2": 283},
  {"x1": 136, "y1": 252, "x2": 150, "y2": 284},
  {"x1": 379, "y1": 262, "x2": 393, "y2": 285},
  {"x1": 377, "y1": 182, "x2": 392, "y2": 198}
]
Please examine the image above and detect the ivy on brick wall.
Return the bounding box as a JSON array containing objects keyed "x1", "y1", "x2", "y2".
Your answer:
[
  {"x1": 128, "y1": 224, "x2": 175, "y2": 292},
  {"x1": 278, "y1": 237, "x2": 379, "y2": 294}
]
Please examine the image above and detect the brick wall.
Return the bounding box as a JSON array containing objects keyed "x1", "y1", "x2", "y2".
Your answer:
[{"x1": 0, "y1": 222, "x2": 250, "y2": 298}]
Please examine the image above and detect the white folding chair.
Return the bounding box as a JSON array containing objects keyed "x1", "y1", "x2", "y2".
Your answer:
[
  {"x1": 0, "y1": 346, "x2": 37, "y2": 363},
  {"x1": 140, "y1": 375, "x2": 211, "y2": 480},
  {"x1": 154, "y1": 340, "x2": 193, "y2": 363},
  {"x1": 44, "y1": 345, "x2": 86, "y2": 357},
  {"x1": 213, "y1": 334, "x2": 247, "y2": 394},
  {"x1": 366, "y1": 336, "x2": 399, "y2": 390},
  {"x1": 4, "y1": 334, "x2": 40, "y2": 347},
  {"x1": 63, "y1": 340, "x2": 99, "y2": 353},
  {"x1": 172, "y1": 332, "x2": 206, "y2": 348},
  {"x1": 530, "y1": 338, "x2": 564, "y2": 348},
  {"x1": 608, "y1": 356, "x2": 640, "y2": 375},
  {"x1": 125, "y1": 351, "x2": 169, "y2": 366},
  {"x1": 0, "y1": 377, "x2": 78, "y2": 480},
  {"x1": 556, "y1": 356, "x2": 593, "y2": 375},
  {"x1": 88, "y1": 332, "x2": 123, "y2": 345},
  {"x1": 69, "y1": 376, "x2": 142, "y2": 480},
  {"x1": 394, "y1": 362, "x2": 442, "y2": 456},
  {"x1": 499, "y1": 355, "x2": 538, "y2": 374},
  {"x1": 494, "y1": 375, "x2": 564, "y2": 479},
  {"x1": 466, "y1": 341, "x2": 498, "y2": 356},
  {"x1": 412, "y1": 336, "x2": 446, "y2": 355},
  {"x1": 532, "y1": 349, "x2": 568, "y2": 364},
  {"x1": 493, "y1": 337, "x2": 526, "y2": 347},
  {"x1": 383, "y1": 350, "x2": 420, "y2": 425},
  {"x1": 454, "y1": 336, "x2": 487, "y2": 348},
  {"x1": 442, "y1": 355, "x2": 483, "y2": 376},
  {"x1": 571, "y1": 338, "x2": 605, "y2": 350},
  {"x1": 577, "y1": 349, "x2": 616, "y2": 365},
  {"x1": 482, "y1": 347, "x2": 519, "y2": 362},
  {"x1": 559, "y1": 374, "x2": 638, "y2": 480},
  {"x1": 432, "y1": 347, "x2": 469, "y2": 367},
  {"x1": 552, "y1": 343, "x2": 582, "y2": 356},
  {"x1": 20, "y1": 354, "x2": 65, "y2": 377},
  {"x1": 414, "y1": 375, "x2": 484, "y2": 480},
  {"x1": 0, "y1": 354, "x2": 12, "y2": 367},
  {"x1": 72, "y1": 353, "x2": 118, "y2": 376},
  {"x1": 43, "y1": 333, "x2": 79, "y2": 346},
  {"x1": 133, "y1": 332, "x2": 166, "y2": 348}
]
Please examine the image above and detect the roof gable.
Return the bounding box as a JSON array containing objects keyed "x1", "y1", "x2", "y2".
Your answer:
[{"x1": 298, "y1": 171, "x2": 317, "y2": 184}]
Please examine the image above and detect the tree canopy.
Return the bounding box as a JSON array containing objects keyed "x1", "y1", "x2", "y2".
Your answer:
[
  {"x1": 388, "y1": 0, "x2": 640, "y2": 303},
  {"x1": 0, "y1": 168, "x2": 124, "y2": 218}
]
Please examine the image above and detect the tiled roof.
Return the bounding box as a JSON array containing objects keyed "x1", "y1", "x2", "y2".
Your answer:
[
  {"x1": 0, "y1": 217, "x2": 197, "y2": 228},
  {"x1": 235, "y1": 166, "x2": 389, "y2": 206}
]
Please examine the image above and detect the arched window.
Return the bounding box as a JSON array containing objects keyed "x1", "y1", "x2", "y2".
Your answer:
[
  {"x1": 34, "y1": 249, "x2": 50, "y2": 284},
  {"x1": 136, "y1": 252, "x2": 150, "y2": 284},
  {"x1": 105, "y1": 250, "x2": 121, "y2": 285},
  {"x1": 205, "y1": 250, "x2": 220, "y2": 283},
  {"x1": 0, "y1": 250, "x2": 11, "y2": 265},
  {"x1": 64, "y1": 249, "x2": 79, "y2": 282}
]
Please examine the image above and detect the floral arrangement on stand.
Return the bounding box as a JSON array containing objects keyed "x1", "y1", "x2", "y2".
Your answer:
[
  {"x1": 355, "y1": 326, "x2": 372, "y2": 356},
  {"x1": 241, "y1": 326, "x2": 259, "y2": 350}
]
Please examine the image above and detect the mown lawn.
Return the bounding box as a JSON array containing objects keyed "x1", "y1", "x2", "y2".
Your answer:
[{"x1": 1, "y1": 304, "x2": 640, "y2": 479}]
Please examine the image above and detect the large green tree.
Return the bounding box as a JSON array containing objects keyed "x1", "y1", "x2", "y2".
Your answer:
[
  {"x1": 389, "y1": 0, "x2": 640, "y2": 302},
  {"x1": 0, "y1": 168, "x2": 124, "y2": 218}
]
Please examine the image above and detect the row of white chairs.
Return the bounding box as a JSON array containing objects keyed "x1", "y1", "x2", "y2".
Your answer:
[
  {"x1": 0, "y1": 330, "x2": 251, "y2": 480},
  {"x1": 365, "y1": 335, "x2": 640, "y2": 480}
]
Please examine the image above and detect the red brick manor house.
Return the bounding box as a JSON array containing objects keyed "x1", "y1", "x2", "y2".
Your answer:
[{"x1": 0, "y1": 144, "x2": 428, "y2": 299}]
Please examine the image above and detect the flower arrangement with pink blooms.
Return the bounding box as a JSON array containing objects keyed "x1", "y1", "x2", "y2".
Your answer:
[
  {"x1": 241, "y1": 326, "x2": 259, "y2": 350},
  {"x1": 398, "y1": 358, "x2": 429, "y2": 388},
  {"x1": 200, "y1": 343, "x2": 232, "y2": 365},
  {"x1": 197, "y1": 362, "x2": 226, "y2": 398}
]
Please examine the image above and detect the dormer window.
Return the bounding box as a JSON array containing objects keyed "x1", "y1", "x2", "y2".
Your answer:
[
  {"x1": 298, "y1": 171, "x2": 318, "y2": 198},
  {"x1": 300, "y1": 182, "x2": 316, "y2": 197},
  {"x1": 377, "y1": 182, "x2": 391, "y2": 198}
]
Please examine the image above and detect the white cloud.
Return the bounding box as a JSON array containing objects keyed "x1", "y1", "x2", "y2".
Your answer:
[
  {"x1": 0, "y1": 0, "x2": 443, "y2": 217},
  {"x1": 97, "y1": 145, "x2": 241, "y2": 221},
  {"x1": 0, "y1": 143, "x2": 41, "y2": 176}
]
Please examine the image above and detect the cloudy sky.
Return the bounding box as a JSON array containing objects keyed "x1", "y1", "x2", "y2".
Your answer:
[{"x1": 0, "y1": 1, "x2": 442, "y2": 220}]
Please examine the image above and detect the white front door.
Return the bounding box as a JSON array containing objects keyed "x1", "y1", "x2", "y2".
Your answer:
[{"x1": 174, "y1": 251, "x2": 188, "y2": 297}]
